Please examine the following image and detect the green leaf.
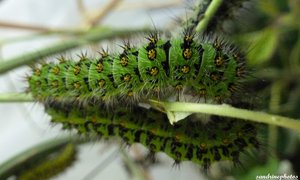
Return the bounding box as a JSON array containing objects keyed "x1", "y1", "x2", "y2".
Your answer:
[{"x1": 246, "y1": 28, "x2": 280, "y2": 66}]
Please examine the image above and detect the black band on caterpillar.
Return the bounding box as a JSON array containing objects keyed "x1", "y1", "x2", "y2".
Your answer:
[
  {"x1": 46, "y1": 102, "x2": 260, "y2": 171},
  {"x1": 27, "y1": 29, "x2": 247, "y2": 107}
]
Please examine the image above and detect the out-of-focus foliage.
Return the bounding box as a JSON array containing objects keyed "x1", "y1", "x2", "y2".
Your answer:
[{"x1": 225, "y1": 0, "x2": 300, "y2": 178}]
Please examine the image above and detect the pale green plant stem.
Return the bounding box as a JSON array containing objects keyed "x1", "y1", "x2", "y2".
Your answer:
[
  {"x1": 195, "y1": 0, "x2": 223, "y2": 33},
  {"x1": 268, "y1": 81, "x2": 283, "y2": 153},
  {"x1": 82, "y1": 148, "x2": 120, "y2": 180},
  {"x1": 149, "y1": 100, "x2": 300, "y2": 132},
  {"x1": 0, "y1": 29, "x2": 88, "y2": 45},
  {"x1": 1, "y1": 93, "x2": 300, "y2": 132},
  {"x1": 120, "y1": 149, "x2": 148, "y2": 180},
  {"x1": 0, "y1": 93, "x2": 33, "y2": 102},
  {"x1": 0, "y1": 28, "x2": 151, "y2": 74}
]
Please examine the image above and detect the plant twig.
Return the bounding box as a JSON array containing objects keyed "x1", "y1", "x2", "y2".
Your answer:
[
  {"x1": 0, "y1": 21, "x2": 61, "y2": 32},
  {"x1": 116, "y1": 0, "x2": 181, "y2": 11},
  {"x1": 0, "y1": 93, "x2": 33, "y2": 102},
  {"x1": 195, "y1": 0, "x2": 223, "y2": 33},
  {"x1": 149, "y1": 100, "x2": 300, "y2": 132},
  {"x1": 86, "y1": 0, "x2": 123, "y2": 28},
  {"x1": 82, "y1": 148, "x2": 119, "y2": 180},
  {"x1": 0, "y1": 27, "x2": 152, "y2": 74},
  {"x1": 120, "y1": 149, "x2": 148, "y2": 180},
  {"x1": 0, "y1": 21, "x2": 84, "y2": 34}
]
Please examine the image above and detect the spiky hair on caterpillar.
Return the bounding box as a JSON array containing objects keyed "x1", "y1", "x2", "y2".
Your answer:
[
  {"x1": 46, "y1": 101, "x2": 261, "y2": 171},
  {"x1": 26, "y1": 28, "x2": 248, "y2": 108},
  {"x1": 25, "y1": 24, "x2": 261, "y2": 172}
]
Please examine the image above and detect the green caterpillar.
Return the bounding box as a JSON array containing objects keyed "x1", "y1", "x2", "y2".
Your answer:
[
  {"x1": 46, "y1": 101, "x2": 260, "y2": 170},
  {"x1": 26, "y1": 27, "x2": 255, "y2": 171},
  {"x1": 27, "y1": 29, "x2": 246, "y2": 106},
  {"x1": 18, "y1": 143, "x2": 77, "y2": 180}
]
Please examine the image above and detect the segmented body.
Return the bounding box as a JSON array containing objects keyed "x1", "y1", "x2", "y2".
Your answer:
[
  {"x1": 28, "y1": 30, "x2": 246, "y2": 106},
  {"x1": 27, "y1": 29, "x2": 256, "y2": 170},
  {"x1": 47, "y1": 102, "x2": 259, "y2": 170},
  {"x1": 18, "y1": 144, "x2": 76, "y2": 180}
]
